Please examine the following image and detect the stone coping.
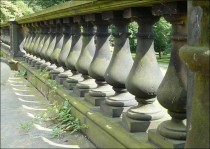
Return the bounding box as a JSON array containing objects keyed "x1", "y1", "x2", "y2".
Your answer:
[
  {"x1": 0, "y1": 0, "x2": 181, "y2": 26},
  {"x1": 17, "y1": 61, "x2": 157, "y2": 148}
]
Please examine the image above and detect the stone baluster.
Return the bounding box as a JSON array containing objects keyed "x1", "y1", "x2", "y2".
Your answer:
[
  {"x1": 23, "y1": 24, "x2": 31, "y2": 50},
  {"x1": 27, "y1": 23, "x2": 39, "y2": 63},
  {"x1": 33, "y1": 22, "x2": 45, "y2": 57},
  {"x1": 28, "y1": 22, "x2": 42, "y2": 65},
  {"x1": 122, "y1": 8, "x2": 164, "y2": 132},
  {"x1": 24, "y1": 24, "x2": 35, "y2": 63},
  {"x1": 148, "y1": 2, "x2": 188, "y2": 148},
  {"x1": 72, "y1": 14, "x2": 98, "y2": 97},
  {"x1": 63, "y1": 16, "x2": 96, "y2": 93},
  {"x1": 31, "y1": 21, "x2": 49, "y2": 67},
  {"x1": 100, "y1": 11, "x2": 137, "y2": 117},
  {"x1": 22, "y1": 24, "x2": 31, "y2": 61},
  {"x1": 34, "y1": 21, "x2": 53, "y2": 69},
  {"x1": 84, "y1": 13, "x2": 115, "y2": 106},
  {"x1": 46, "y1": 18, "x2": 65, "y2": 73},
  {"x1": 63, "y1": 16, "x2": 83, "y2": 88},
  {"x1": 39, "y1": 19, "x2": 58, "y2": 70},
  {"x1": 179, "y1": 1, "x2": 209, "y2": 148},
  {"x1": 56, "y1": 17, "x2": 78, "y2": 84},
  {"x1": 50, "y1": 18, "x2": 73, "y2": 80}
]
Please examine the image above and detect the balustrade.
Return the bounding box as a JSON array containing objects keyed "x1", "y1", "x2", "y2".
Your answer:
[
  {"x1": 148, "y1": 2, "x2": 188, "y2": 148},
  {"x1": 63, "y1": 15, "x2": 97, "y2": 96},
  {"x1": 50, "y1": 17, "x2": 73, "y2": 80},
  {"x1": 55, "y1": 18, "x2": 78, "y2": 84},
  {"x1": 31, "y1": 21, "x2": 49, "y2": 67},
  {"x1": 100, "y1": 11, "x2": 137, "y2": 117},
  {"x1": 39, "y1": 19, "x2": 62, "y2": 71},
  {"x1": 1, "y1": 0, "x2": 209, "y2": 148},
  {"x1": 84, "y1": 13, "x2": 115, "y2": 106},
  {"x1": 62, "y1": 16, "x2": 83, "y2": 88},
  {"x1": 122, "y1": 8, "x2": 165, "y2": 132},
  {"x1": 72, "y1": 14, "x2": 97, "y2": 97}
]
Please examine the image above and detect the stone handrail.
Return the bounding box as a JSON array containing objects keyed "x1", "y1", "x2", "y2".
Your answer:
[{"x1": 0, "y1": 0, "x2": 209, "y2": 148}]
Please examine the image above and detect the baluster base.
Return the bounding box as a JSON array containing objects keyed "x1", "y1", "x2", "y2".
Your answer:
[
  {"x1": 148, "y1": 129, "x2": 185, "y2": 148},
  {"x1": 73, "y1": 78, "x2": 97, "y2": 97},
  {"x1": 85, "y1": 84, "x2": 115, "y2": 106},
  {"x1": 31, "y1": 58, "x2": 41, "y2": 67},
  {"x1": 50, "y1": 66, "x2": 64, "y2": 80},
  {"x1": 85, "y1": 94, "x2": 107, "y2": 106},
  {"x1": 63, "y1": 73, "x2": 84, "y2": 90},
  {"x1": 122, "y1": 114, "x2": 163, "y2": 132},
  {"x1": 55, "y1": 70, "x2": 73, "y2": 85},
  {"x1": 39, "y1": 62, "x2": 51, "y2": 71},
  {"x1": 34, "y1": 60, "x2": 45, "y2": 69},
  {"x1": 56, "y1": 76, "x2": 67, "y2": 84},
  {"x1": 122, "y1": 103, "x2": 165, "y2": 132},
  {"x1": 100, "y1": 101, "x2": 131, "y2": 117}
]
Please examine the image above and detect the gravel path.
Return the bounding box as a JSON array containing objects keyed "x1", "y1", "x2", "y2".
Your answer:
[{"x1": 1, "y1": 71, "x2": 96, "y2": 148}]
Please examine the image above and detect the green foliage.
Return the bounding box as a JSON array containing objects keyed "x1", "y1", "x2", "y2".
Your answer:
[
  {"x1": 15, "y1": 70, "x2": 27, "y2": 77},
  {"x1": 129, "y1": 22, "x2": 138, "y2": 53},
  {"x1": 39, "y1": 68, "x2": 51, "y2": 79},
  {"x1": 0, "y1": 0, "x2": 71, "y2": 23},
  {"x1": 40, "y1": 100, "x2": 87, "y2": 138},
  {"x1": 46, "y1": 79, "x2": 57, "y2": 94},
  {"x1": 0, "y1": 1, "x2": 23, "y2": 23},
  {"x1": 153, "y1": 17, "x2": 172, "y2": 54},
  {"x1": 19, "y1": 121, "x2": 34, "y2": 132},
  {"x1": 0, "y1": 50, "x2": 3, "y2": 57},
  {"x1": 27, "y1": 0, "x2": 71, "y2": 9}
]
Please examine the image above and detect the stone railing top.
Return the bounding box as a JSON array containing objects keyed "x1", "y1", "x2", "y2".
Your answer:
[{"x1": 1, "y1": 0, "x2": 183, "y2": 26}]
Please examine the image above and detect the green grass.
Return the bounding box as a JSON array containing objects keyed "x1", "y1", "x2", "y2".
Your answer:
[{"x1": 131, "y1": 52, "x2": 170, "y2": 65}]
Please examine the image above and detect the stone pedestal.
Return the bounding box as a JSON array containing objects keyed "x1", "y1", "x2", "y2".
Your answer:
[
  {"x1": 100, "y1": 101, "x2": 130, "y2": 118},
  {"x1": 73, "y1": 78, "x2": 97, "y2": 97},
  {"x1": 148, "y1": 129, "x2": 185, "y2": 148},
  {"x1": 55, "y1": 76, "x2": 66, "y2": 84},
  {"x1": 85, "y1": 84, "x2": 115, "y2": 106},
  {"x1": 85, "y1": 94, "x2": 106, "y2": 106},
  {"x1": 122, "y1": 113, "x2": 163, "y2": 132},
  {"x1": 148, "y1": 2, "x2": 188, "y2": 148},
  {"x1": 63, "y1": 73, "x2": 84, "y2": 90},
  {"x1": 179, "y1": 1, "x2": 209, "y2": 148},
  {"x1": 99, "y1": 11, "x2": 137, "y2": 117}
]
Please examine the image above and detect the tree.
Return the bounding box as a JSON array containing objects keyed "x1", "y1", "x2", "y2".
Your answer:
[
  {"x1": 0, "y1": 0, "x2": 34, "y2": 23},
  {"x1": 153, "y1": 17, "x2": 172, "y2": 58}
]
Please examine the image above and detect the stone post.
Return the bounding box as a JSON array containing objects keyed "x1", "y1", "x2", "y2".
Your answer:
[
  {"x1": 148, "y1": 2, "x2": 188, "y2": 148},
  {"x1": 9, "y1": 20, "x2": 24, "y2": 58},
  {"x1": 39, "y1": 19, "x2": 58, "y2": 70},
  {"x1": 84, "y1": 13, "x2": 115, "y2": 106},
  {"x1": 122, "y1": 7, "x2": 164, "y2": 132},
  {"x1": 22, "y1": 24, "x2": 32, "y2": 62},
  {"x1": 28, "y1": 22, "x2": 41, "y2": 65},
  {"x1": 179, "y1": 1, "x2": 209, "y2": 148},
  {"x1": 51, "y1": 18, "x2": 74, "y2": 80},
  {"x1": 31, "y1": 21, "x2": 49, "y2": 67},
  {"x1": 63, "y1": 16, "x2": 84, "y2": 89},
  {"x1": 100, "y1": 11, "x2": 137, "y2": 117},
  {"x1": 72, "y1": 14, "x2": 97, "y2": 97}
]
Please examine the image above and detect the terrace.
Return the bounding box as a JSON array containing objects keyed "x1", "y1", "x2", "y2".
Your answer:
[{"x1": 0, "y1": 0, "x2": 209, "y2": 148}]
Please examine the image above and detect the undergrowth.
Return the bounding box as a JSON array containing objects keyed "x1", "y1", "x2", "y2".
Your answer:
[
  {"x1": 38, "y1": 67, "x2": 50, "y2": 79},
  {"x1": 19, "y1": 100, "x2": 87, "y2": 138},
  {"x1": 15, "y1": 70, "x2": 27, "y2": 77},
  {"x1": 46, "y1": 79, "x2": 58, "y2": 94},
  {"x1": 40, "y1": 100, "x2": 88, "y2": 138}
]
